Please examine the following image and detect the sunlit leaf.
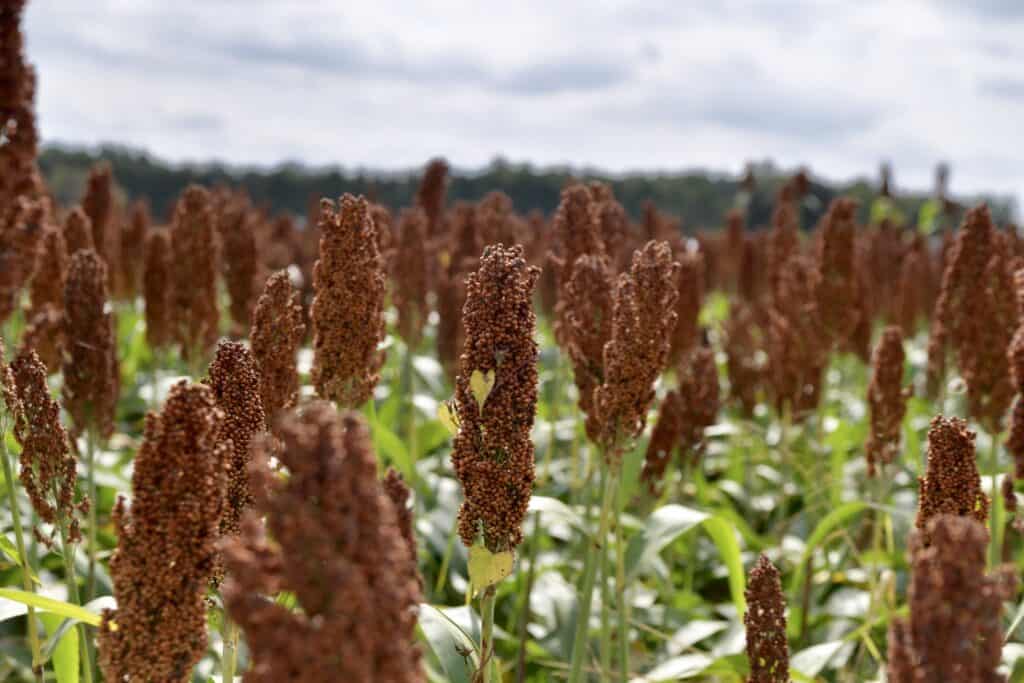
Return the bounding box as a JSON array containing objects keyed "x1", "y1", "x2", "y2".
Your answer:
[{"x1": 467, "y1": 543, "x2": 514, "y2": 597}]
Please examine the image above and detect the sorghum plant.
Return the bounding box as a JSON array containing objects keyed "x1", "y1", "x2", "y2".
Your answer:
[
  {"x1": 311, "y1": 194, "x2": 386, "y2": 407},
  {"x1": 221, "y1": 404, "x2": 424, "y2": 682},
  {"x1": 97, "y1": 381, "x2": 227, "y2": 683},
  {"x1": 250, "y1": 269, "x2": 305, "y2": 428}
]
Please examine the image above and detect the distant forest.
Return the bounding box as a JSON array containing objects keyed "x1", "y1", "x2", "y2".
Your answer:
[{"x1": 39, "y1": 144, "x2": 1016, "y2": 229}]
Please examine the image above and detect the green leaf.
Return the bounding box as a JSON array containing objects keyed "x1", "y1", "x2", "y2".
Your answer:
[
  {"x1": 0, "y1": 534, "x2": 40, "y2": 585},
  {"x1": 418, "y1": 604, "x2": 478, "y2": 683},
  {"x1": 791, "y1": 640, "x2": 846, "y2": 677},
  {"x1": 631, "y1": 653, "x2": 713, "y2": 682},
  {"x1": 369, "y1": 416, "x2": 414, "y2": 482},
  {"x1": 527, "y1": 496, "x2": 586, "y2": 533},
  {"x1": 0, "y1": 588, "x2": 101, "y2": 626},
  {"x1": 40, "y1": 613, "x2": 78, "y2": 683},
  {"x1": 701, "y1": 516, "x2": 747, "y2": 614},
  {"x1": 625, "y1": 505, "x2": 710, "y2": 577},
  {"x1": 787, "y1": 501, "x2": 869, "y2": 595}
]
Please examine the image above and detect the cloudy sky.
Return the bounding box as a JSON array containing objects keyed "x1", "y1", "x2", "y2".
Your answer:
[{"x1": 24, "y1": 1, "x2": 1024, "y2": 209}]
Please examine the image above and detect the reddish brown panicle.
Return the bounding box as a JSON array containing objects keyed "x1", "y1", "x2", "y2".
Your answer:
[
  {"x1": 865, "y1": 327, "x2": 911, "y2": 477},
  {"x1": 915, "y1": 416, "x2": 988, "y2": 545},
  {"x1": 903, "y1": 515, "x2": 1016, "y2": 682},
  {"x1": 205, "y1": 340, "x2": 266, "y2": 539},
  {"x1": 744, "y1": 554, "x2": 789, "y2": 683},
  {"x1": 594, "y1": 241, "x2": 679, "y2": 454},
  {"x1": 310, "y1": 194, "x2": 387, "y2": 407},
  {"x1": 170, "y1": 185, "x2": 221, "y2": 364},
  {"x1": 143, "y1": 228, "x2": 173, "y2": 351},
  {"x1": 669, "y1": 250, "x2": 705, "y2": 364},
  {"x1": 97, "y1": 382, "x2": 228, "y2": 683},
  {"x1": 392, "y1": 207, "x2": 431, "y2": 347},
  {"x1": 250, "y1": 270, "x2": 305, "y2": 427},
  {"x1": 62, "y1": 249, "x2": 118, "y2": 439},
  {"x1": 221, "y1": 405, "x2": 424, "y2": 683},
  {"x1": 561, "y1": 253, "x2": 616, "y2": 442},
  {"x1": 451, "y1": 244, "x2": 539, "y2": 551},
  {"x1": 10, "y1": 349, "x2": 83, "y2": 545}
]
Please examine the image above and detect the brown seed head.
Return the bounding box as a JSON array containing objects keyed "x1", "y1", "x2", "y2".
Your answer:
[
  {"x1": 562, "y1": 253, "x2": 616, "y2": 441},
  {"x1": 392, "y1": 207, "x2": 431, "y2": 347},
  {"x1": 10, "y1": 349, "x2": 82, "y2": 545},
  {"x1": 935, "y1": 205, "x2": 1017, "y2": 430},
  {"x1": 116, "y1": 199, "x2": 149, "y2": 298},
  {"x1": 218, "y1": 196, "x2": 264, "y2": 331},
  {"x1": 81, "y1": 162, "x2": 115, "y2": 267},
  {"x1": 250, "y1": 270, "x2": 305, "y2": 427},
  {"x1": 170, "y1": 185, "x2": 221, "y2": 363},
  {"x1": 221, "y1": 404, "x2": 424, "y2": 683},
  {"x1": 383, "y1": 467, "x2": 420, "y2": 586},
  {"x1": 0, "y1": 196, "x2": 44, "y2": 323},
  {"x1": 723, "y1": 303, "x2": 764, "y2": 416},
  {"x1": 62, "y1": 249, "x2": 118, "y2": 438},
  {"x1": 205, "y1": 340, "x2": 266, "y2": 540},
  {"x1": 0, "y1": 1, "x2": 41, "y2": 208},
  {"x1": 20, "y1": 304, "x2": 63, "y2": 373},
  {"x1": 885, "y1": 618, "x2": 915, "y2": 683},
  {"x1": 28, "y1": 222, "x2": 66, "y2": 312},
  {"x1": 866, "y1": 327, "x2": 911, "y2": 477},
  {"x1": 640, "y1": 391, "x2": 684, "y2": 495},
  {"x1": 814, "y1": 197, "x2": 861, "y2": 348},
  {"x1": 552, "y1": 184, "x2": 606, "y2": 295},
  {"x1": 451, "y1": 244, "x2": 539, "y2": 551},
  {"x1": 904, "y1": 515, "x2": 1016, "y2": 682},
  {"x1": 415, "y1": 157, "x2": 448, "y2": 236},
  {"x1": 311, "y1": 194, "x2": 387, "y2": 407},
  {"x1": 98, "y1": 382, "x2": 228, "y2": 683},
  {"x1": 915, "y1": 416, "x2": 988, "y2": 545},
  {"x1": 143, "y1": 228, "x2": 173, "y2": 351},
  {"x1": 594, "y1": 241, "x2": 679, "y2": 454},
  {"x1": 677, "y1": 347, "x2": 720, "y2": 464},
  {"x1": 744, "y1": 554, "x2": 789, "y2": 683},
  {"x1": 669, "y1": 250, "x2": 705, "y2": 364},
  {"x1": 62, "y1": 206, "x2": 93, "y2": 255}
]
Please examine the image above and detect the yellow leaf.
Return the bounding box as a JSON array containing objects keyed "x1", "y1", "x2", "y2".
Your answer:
[
  {"x1": 467, "y1": 543, "x2": 514, "y2": 597},
  {"x1": 437, "y1": 400, "x2": 459, "y2": 436},
  {"x1": 470, "y1": 369, "x2": 496, "y2": 409}
]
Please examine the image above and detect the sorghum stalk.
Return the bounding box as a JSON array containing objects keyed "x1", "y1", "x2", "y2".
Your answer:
[
  {"x1": 0, "y1": 435, "x2": 43, "y2": 682},
  {"x1": 989, "y1": 432, "x2": 1002, "y2": 569},
  {"x1": 480, "y1": 586, "x2": 498, "y2": 683}
]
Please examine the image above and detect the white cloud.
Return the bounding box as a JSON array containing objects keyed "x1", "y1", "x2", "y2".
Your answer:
[{"x1": 23, "y1": 0, "x2": 1024, "y2": 212}]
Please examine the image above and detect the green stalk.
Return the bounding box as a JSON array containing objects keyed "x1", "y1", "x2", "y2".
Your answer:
[
  {"x1": 568, "y1": 458, "x2": 619, "y2": 683},
  {"x1": 515, "y1": 514, "x2": 542, "y2": 683},
  {"x1": 990, "y1": 431, "x2": 1003, "y2": 569},
  {"x1": 221, "y1": 617, "x2": 239, "y2": 682},
  {"x1": 615, "y1": 511, "x2": 629, "y2": 683},
  {"x1": 85, "y1": 428, "x2": 98, "y2": 602},
  {"x1": 479, "y1": 585, "x2": 498, "y2": 683},
  {"x1": 599, "y1": 546, "x2": 611, "y2": 682},
  {"x1": 433, "y1": 523, "x2": 459, "y2": 597},
  {"x1": 2, "y1": 435, "x2": 44, "y2": 683},
  {"x1": 54, "y1": 489, "x2": 93, "y2": 683}
]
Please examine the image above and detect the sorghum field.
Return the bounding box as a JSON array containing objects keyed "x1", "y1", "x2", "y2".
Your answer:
[{"x1": 3, "y1": 3, "x2": 1024, "y2": 683}]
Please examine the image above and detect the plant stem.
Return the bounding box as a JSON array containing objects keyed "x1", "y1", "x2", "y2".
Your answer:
[
  {"x1": 568, "y1": 457, "x2": 619, "y2": 683},
  {"x1": 599, "y1": 544, "x2": 611, "y2": 682},
  {"x1": 990, "y1": 430, "x2": 1003, "y2": 569},
  {"x1": 221, "y1": 616, "x2": 239, "y2": 682},
  {"x1": 433, "y1": 523, "x2": 458, "y2": 597},
  {"x1": 479, "y1": 585, "x2": 497, "y2": 683},
  {"x1": 1, "y1": 435, "x2": 44, "y2": 683},
  {"x1": 85, "y1": 428, "x2": 98, "y2": 601},
  {"x1": 615, "y1": 509, "x2": 629, "y2": 683},
  {"x1": 515, "y1": 514, "x2": 542, "y2": 683},
  {"x1": 56, "y1": 503, "x2": 93, "y2": 683}
]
